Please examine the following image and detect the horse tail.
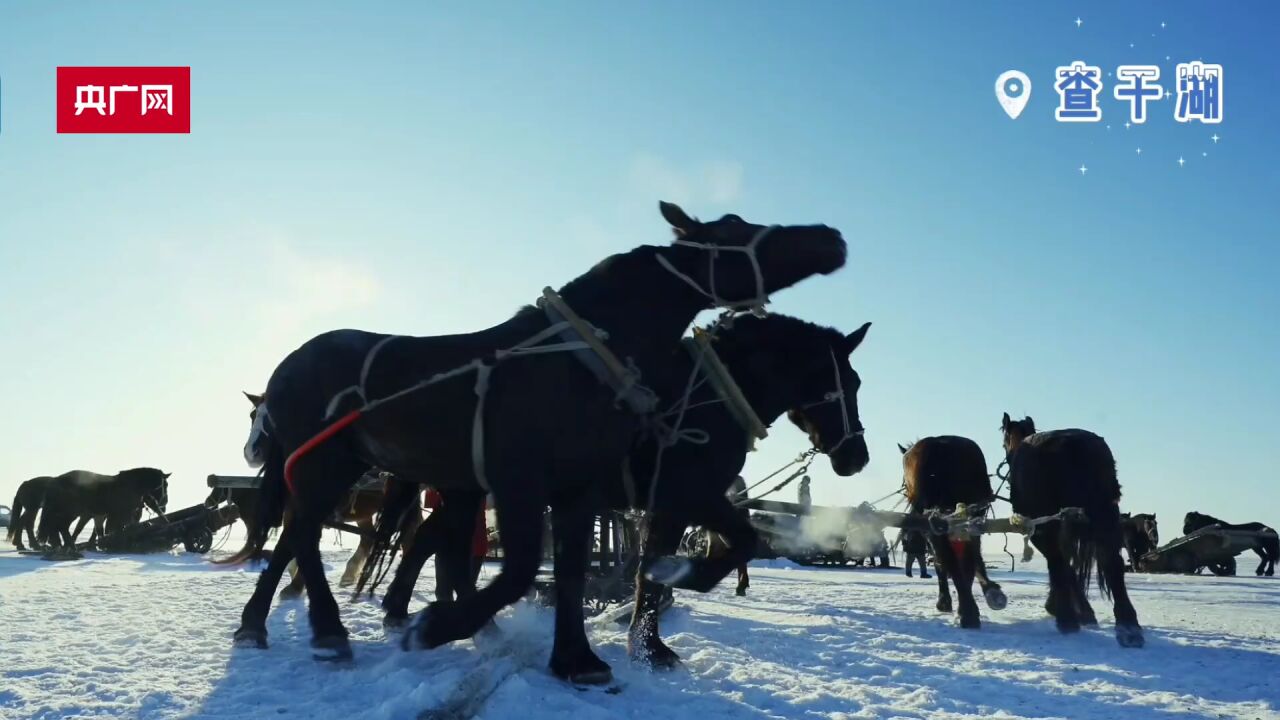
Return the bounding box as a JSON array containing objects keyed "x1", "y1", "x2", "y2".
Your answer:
[
  {"x1": 6, "y1": 485, "x2": 23, "y2": 544},
  {"x1": 352, "y1": 477, "x2": 421, "y2": 597},
  {"x1": 1263, "y1": 526, "x2": 1280, "y2": 567},
  {"x1": 212, "y1": 435, "x2": 287, "y2": 565}
]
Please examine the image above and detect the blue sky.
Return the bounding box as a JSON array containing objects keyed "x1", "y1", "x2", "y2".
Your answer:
[{"x1": 1, "y1": 2, "x2": 1276, "y2": 535}]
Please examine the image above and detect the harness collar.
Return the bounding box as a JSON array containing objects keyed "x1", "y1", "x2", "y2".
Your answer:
[
  {"x1": 538, "y1": 287, "x2": 660, "y2": 415},
  {"x1": 683, "y1": 328, "x2": 768, "y2": 445}
]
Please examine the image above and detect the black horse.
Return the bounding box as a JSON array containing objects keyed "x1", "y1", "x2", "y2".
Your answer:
[
  {"x1": 37, "y1": 469, "x2": 170, "y2": 548},
  {"x1": 618, "y1": 315, "x2": 872, "y2": 672},
  {"x1": 1120, "y1": 512, "x2": 1159, "y2": 570},
  {"x1": 1183, "y1": 511, "x2": 1277, "y2": 576},
  {"x1": 898, "y1": 436, "x2": 1006, "y2": 629},
  {"x1": 1001, "y1": 414, "x2": 1143, "y2": 648},
  {"x1": 7, "y1": 476, "x2": 52, "y2": 550},
  {"x1": 231, "y1": 202, "x2": 847, "y2": 669}
]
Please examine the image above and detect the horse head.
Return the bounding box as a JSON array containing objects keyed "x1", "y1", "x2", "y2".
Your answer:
[
  {"x1": 243, "y1": 391, "x2": 270, "y2": 468},
  {"x1": 1183, "y1": 510, "x2": 1217, "y2": 535},
  {"x1": 711, "y1": 313, "x2": 871, "y2": 477},
  {"x1": 121, "y1": 467, "x2": 170, "y2": 515},
  {"x1": 1000, "y1": 412, "x2": 1036, "y2": 461},
  {"x1": 655, "y1": 201, "x2": 846, "y2": 312}
]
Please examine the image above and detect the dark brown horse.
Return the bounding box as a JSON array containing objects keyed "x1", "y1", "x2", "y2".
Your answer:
[
  {"x1": 1001, "y1": 413, "x2": 1143, "y2": 647},
  {"x1": 898, "y1": 436, "x2": 1005, "y2": 629},
  {"x1": 1120, "y1": 513, "x2": 1159, "y2": 570},
  {"x1": 7, "y1": 476, "x2": 51, "y2": 550},
  {"x1": 1183, "y1": 511, "x2": 1277, "y2": 576},
  {"x1": 230, "y1": 202, "x2": 847, "y2": 670},
  {"x1": 37, "y1": 469, "x2": 169, "y2": 549}
]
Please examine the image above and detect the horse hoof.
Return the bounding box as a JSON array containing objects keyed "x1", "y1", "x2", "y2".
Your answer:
[
  {"x1": 278, "y1": 587, "x2": 304, "y2": 600},
  {"x1": 1056, "y1": 619, "x2": 1082, "y2": 635},
  {"x1": 645, "y1": 556, "x2": 693, "y2": 587},
  {"x1": 311, "y1": 635, "x2": 353, "y2": 662},
  {"x1": 383, "y1": 612, "x2": 410, "y2": 631},
  {"x1": 551, "y1": 654, "x2": 613, "y2": 686},
  {"x1": 936, "y1": 599, "x2": 953, "y2": 614},
  {"x1": 629, "y1": 638, "x2": 681, "y2": 670},
  {"x1": 735, "y1": 587, "x2": 747, "y2": 597},
  {"x1": 403, "y1": 606, "x2": 450, "y2": 651},
  {"x1": 984, "y1": 587, "x2": 1008, "y2": 611},
  {"x1": 1116, "y1": 624, "x2": 1145, "y2": 648},
  {"x1": 233, "y1": 628, "x2": 268, "y2": 649}
]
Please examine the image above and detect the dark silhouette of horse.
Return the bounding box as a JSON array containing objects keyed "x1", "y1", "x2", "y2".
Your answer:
[
  {"x1": 1183, "y1": 511, "x2": 1277, "y2": 576},
  {"x1": 230, "y1": 202, "x2": 847, "y2": 671},
  {"x1": 1120, "y1": 512, "x2": 1159, "y2": 569},
  {"x1": 898, "y1": 436, "x2": 1005, "y2": 629},
  {"x1": 1001, "y1": 413, "x2": 1143, "y2": 648},
  {"x1": 623, "y1": 315, "x2": 871, "y2": 672},
  {"x1": 37, "y1": 468, "x2": 170, "y2": 548},
  {"x1": 7, "y1": 476, "x2": 52, "y2": 550}
]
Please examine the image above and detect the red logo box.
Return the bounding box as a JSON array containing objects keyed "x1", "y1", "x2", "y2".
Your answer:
[{"x1": 57, "y1": 66, "x2": 190, "y2": 134}]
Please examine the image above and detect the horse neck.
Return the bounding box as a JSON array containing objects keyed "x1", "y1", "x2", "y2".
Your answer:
[
  {"x1": 557, "y1": 247, "x2": 713, "y2": 398},
  {"x1": 707, "y1": 333, "x2": 794, "y2": 425}
]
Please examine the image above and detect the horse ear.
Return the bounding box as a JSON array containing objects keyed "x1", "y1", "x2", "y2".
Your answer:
[
  {"x1": 244, "y1": 391, "x2": 264, "y2": 407},
  {"x1": 659, "y1": 201, "x2": 698, "y2": 237},
  {"x1": 897, "y1": 443, "x2": 908, "y2": 455},
  {"x1": 843, "y1": 322, "x2": 872, "y2": 355},
  {"x1": 163, "y1": 472, "x2": 172, "y2": 479},
  {"x1": 1001, "y1": 412, "x2": 1012, "y2": 429},
  {"x1": 1024, "y1": 415, "x2": 1035, "y2": 429}
]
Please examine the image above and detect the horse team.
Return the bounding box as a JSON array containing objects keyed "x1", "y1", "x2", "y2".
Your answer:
[{"x1": 7, "y1": 202, "x2": 1275, "y2": 687}]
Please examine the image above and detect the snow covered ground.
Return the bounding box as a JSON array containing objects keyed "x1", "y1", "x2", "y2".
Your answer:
[{"x1": 1, "y1": 534, "x2": 1277, "y2": 720}]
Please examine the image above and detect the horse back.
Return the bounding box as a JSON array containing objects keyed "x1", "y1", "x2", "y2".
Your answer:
[
  {"x1": 904, "y1": 435, "x2": 992, "y2": 512},
  {"x1": 1010, "y1": 429, "x2": 1119, "y2": 517}
]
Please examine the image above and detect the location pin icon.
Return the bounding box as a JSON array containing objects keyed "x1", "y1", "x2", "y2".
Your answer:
[{"x1": 995, "y1": 70, "x2": 1031, "y2": 119}]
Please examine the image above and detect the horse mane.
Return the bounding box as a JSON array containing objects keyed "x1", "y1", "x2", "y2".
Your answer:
[{"x1": 708, "y1": 313, "x2": 844, "y2": 357}]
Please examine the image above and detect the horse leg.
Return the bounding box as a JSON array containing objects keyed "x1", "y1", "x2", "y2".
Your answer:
[
  {"x1": 934, "y1": 559, "x2": 952, "y2": 613},
  {"x1": 1034, "y1": 528, "x2": 1081, "y2": 633},
  {"x1": 290, "y1": 452, "x2": 365, "y2": 661},
  {"x1": 280, "y1": 559, "x2": 305, "y2": 599},
  {"x1": 548, "y1": 498, "x2": 612, "y2": 685},
  {"x1": 408, "y1": 477, "x2": 546, "y2": 650},
  {"x1": 438, "y1": 491, "x2": 484, "y2": 602},
  {"x1": 339, "y1": 519, "x2": 374, "y2": 588},
  {"x1": 69, "y1": 516, "x2": 91, "y2": 546},
  {"x1": 736, "y1": 562, "x2": 749, "y2": 596},
  {"x1": 1097, "y1": 542, "x2": 1143, "y2": 647},
  {"x1": 648, "y1": 496, "x2": 755, "y2": 593},
  {"x1": 628, "y1": 514, "x2": 685, "y2": 668},
  {"x1": 234, "y1": 531, "x2": 296, "y2": 648},
  {"x1": 971, "y1": 538, "x2": 1006, "y2": 610},
  {"x1": 934, "y1": 537, "x2": 980, "y2": 628},
  {"x1": 383, "y1": 504, "x2": 451, "y2": 624}
]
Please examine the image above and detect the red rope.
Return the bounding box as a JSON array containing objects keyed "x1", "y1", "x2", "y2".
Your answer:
[{"x1": 284, "y1": 410, "x2": 363, "y2": 494}]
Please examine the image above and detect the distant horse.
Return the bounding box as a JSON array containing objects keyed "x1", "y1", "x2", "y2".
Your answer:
[
  {"x1": 898, "y1": 436, "x2": 1005, "y2": 629},
  {"x1": 624, "y1": 314, "x2": 872, "y2": 672},
  {"x1": 230, "y1": 202, "x2": 847, "y2": 670},
  {"x1": 7, "y1": 476, "x2": 52, "y2": 550},
  {"x1": 37, "y1": 469, "x2": 169, "y2": 549},
  {"x1": 1120, "y1": 513, "x2": 1159, "y2": 570},
  {"x1": 1183, "y1": 511, "x2": 1277, "y2": 576},
  {"x1": 1001, "y1": 414, "x2": 1143, "y2": 647}
]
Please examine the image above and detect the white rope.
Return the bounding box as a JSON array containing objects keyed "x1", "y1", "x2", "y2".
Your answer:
[
  {"x1": 654, "y1": 225, "x2": 777, "y2": 313},
  {"x1": 800, "y1": 347, "x2": 863, "y2": 454}
]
